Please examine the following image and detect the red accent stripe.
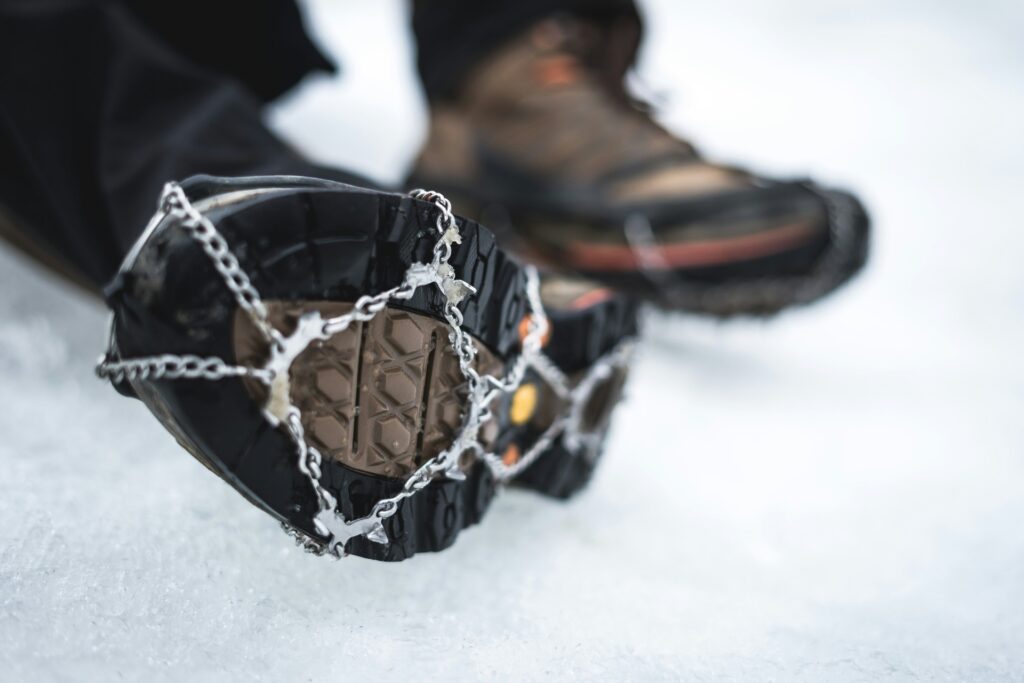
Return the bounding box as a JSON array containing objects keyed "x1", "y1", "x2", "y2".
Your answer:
[
  {"x1": 569, "y1": 287, "x2": 615, "y2": 310},
  {"x1": 565, "y1": 220, "x2": 819, "y2": 271}
]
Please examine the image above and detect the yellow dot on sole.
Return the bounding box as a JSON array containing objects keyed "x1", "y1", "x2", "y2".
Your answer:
[{"x1": 509, "y1": 383, "x2": 538, "y2": 425}]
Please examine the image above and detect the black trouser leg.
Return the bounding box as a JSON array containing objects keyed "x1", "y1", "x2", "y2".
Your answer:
[
  {"x1": 411, "y1": 0, "x2": 641, "y2": 101},
  {"x1": 0, "y1": 1, "x2": 362, "y2": 292}
]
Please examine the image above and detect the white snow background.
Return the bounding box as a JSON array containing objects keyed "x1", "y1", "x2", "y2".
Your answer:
[{"x1": 1, "y1": 0, "x2": 1022, "y2": 680}]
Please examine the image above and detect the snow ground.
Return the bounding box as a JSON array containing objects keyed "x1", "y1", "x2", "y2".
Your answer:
[{"x1": 2, "y1": 1, "x2": 1023, "y2": 680}]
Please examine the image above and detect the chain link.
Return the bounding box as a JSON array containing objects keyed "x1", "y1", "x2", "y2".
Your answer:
[
  {"x1": 96, "y1": 354, "x2": 273, "y2": 384},
  {"x1": 160, "y1": 183, "x2": 277, "y2": 342}
]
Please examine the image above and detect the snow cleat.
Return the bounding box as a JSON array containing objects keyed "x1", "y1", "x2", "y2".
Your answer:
[{"x1": 97, "y1": 176, "x2": 638, "y2": 561}]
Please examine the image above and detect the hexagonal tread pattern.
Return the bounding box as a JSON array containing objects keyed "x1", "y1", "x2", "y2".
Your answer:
[{"x1": 235, "y1": 301, "x2": 501, "y2": 478}]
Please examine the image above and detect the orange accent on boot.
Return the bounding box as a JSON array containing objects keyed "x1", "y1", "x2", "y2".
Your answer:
[
  {"x1": 565, "y1": 220, "x2": 819, "y2": 271},
  {"x1": 518, "y1": 314, "x2": 552, "y2": 347},
  {"x1": 502, "y1": 443, "x2": 521, "y2": 466},
  {"x1": 534, "y1": 56, "x2": 581, "y2": 87}
]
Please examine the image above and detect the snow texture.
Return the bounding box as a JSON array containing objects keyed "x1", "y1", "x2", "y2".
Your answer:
[{"x1": 2, "y1": 1, "x2": 1023, "y2": 680}]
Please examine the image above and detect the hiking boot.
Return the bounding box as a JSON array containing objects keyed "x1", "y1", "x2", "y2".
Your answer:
[
  {"x1": 407, "y1": 16, "x2": 870, "y2": 316},
  {"x1": 96, "y1": 175, "x2": 638, "y2": 561}
]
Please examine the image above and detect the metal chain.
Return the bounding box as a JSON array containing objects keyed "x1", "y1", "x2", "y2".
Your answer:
[
  {"x1": 354, "y1": 190, "x2": 553, "y2": 528},
  {"x1": 560, "y1": 340, "x2": 634, "y2": 456},
  {"x1": 159, "y1": 183, "x2": 277, "y2": 343},
  {"x1": 97, "y1": 181, "x2": 623, "y2": 558},
  {"x1": 96, "y1": 354, "x2": 273, "y2": 384}
]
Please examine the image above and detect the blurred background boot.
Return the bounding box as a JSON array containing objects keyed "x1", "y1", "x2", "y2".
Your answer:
[{"x1": 408, "y1": 15, "x2": 870, "y2": 316}]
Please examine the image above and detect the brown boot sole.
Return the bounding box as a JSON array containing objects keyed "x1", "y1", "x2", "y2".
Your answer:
[{"x1": 234, "y1": 301, "x2": 507, "y2": 480}]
